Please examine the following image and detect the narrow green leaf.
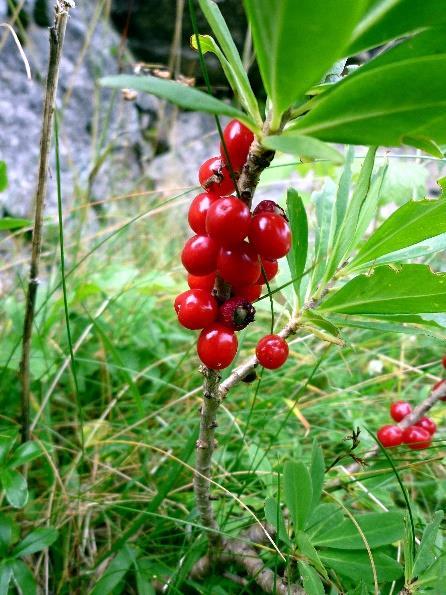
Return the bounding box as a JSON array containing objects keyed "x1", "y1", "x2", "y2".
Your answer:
[
  {"x1": 412, "y1": 510, "x2": 444, "y2": 578},
  {"x1": 311, "y1": 179, "x2": 337, "y2": 290},
  {"x1": 100, "y1": 75, "x2": 255, "y2": 131},
  {"x1": 0, "y1": 514, "x2": 14, "y2": 556},
  {"x1": 309, "y1": 440, "x2": 325, "y2": 511},
  {"x1": 367, "y1": 232, "x2": 446, "y2": 267},
  {"x1": 296, "y1": 531, "x2": 328, "y2": 578},
  {"x1": 320, "y1": 264, "x2": 446, "y2": 316},
  {"x1": 1, "y1": 469, "x2": 28, "y2": 509},
  {"x1": 11, "y1": 560, "x2": 36, "y2": 595},
  {"x1": 8, "y1": 442, "x2": 41, "y2": 469},
  {"x1": 320, "y1": 549, "x2": 403, "y2": 583},
  {"x1": 297, "y1": 561, "x2": 325, "y2": 595},
  {"x1": 286, "y1": 188, "x2": 308, "y2": 302},
  {"x1": 90, "y1": 546, "x2": 137, "y2": 595},
  {"x1": 247, "y1": 444, "x2": 274, "y2": 497},
  {"x1": 134, "y1": 558, "x2": 156, "y2": 595},
  {"x1": 332, "y1": 145, "x2": 354, "y2": 241},
  {"x1": 0, "y1": 562, "x2": 13, "y2": 594},
  {"x1": 302, "y1": 311, "x2": 343, "y2": 345},
  {"x1": 351, "y1": 164, "x2": 387, "y2": 249},
  {"x1": 0, "y1": 431, "x2": 17, "y2": 464},
  {"x1": 264, "y1": 497, "x2": 290, "y2": 546},
  {"x1": 13, "y1": 528, "x2": 58, "y2": 557},
  {"x1": 283, "y1": 460, "x2": 313, "y2": 532},
  {"x1": 0, "y1": 218, "x2": 31, "y2": 231},
  {"x1": 0, "y1": 161, "x2": 7, "y2": 192},
  {"x1": 263, "y1": 134, "x2": 344, "y2": 165}
]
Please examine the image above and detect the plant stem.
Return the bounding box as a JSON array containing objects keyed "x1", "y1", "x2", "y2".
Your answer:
[{"x1": 19, "y1": 0, "x2": 74, "y2": 443}]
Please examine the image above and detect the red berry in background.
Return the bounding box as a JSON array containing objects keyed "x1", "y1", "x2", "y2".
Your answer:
[
  {"x1": 218, "y1": 241, "x2": 261, "y2": 286},
  {"x1": 402, "y1": 426, "x2": 432, "y2": 450},
  {"x1": 218, "y1": 297, "x2": 255, "y2": 330},
  {"x1": 233, "y1": 284, "x2": 262, "y2": 302},
  {"x1": 220, "y1": 119, "x2": 254, "y2": 171},
  {"x1": 433, "y1": 379, "x2": 446, "y2": 401},
  {"x1": 187, "y1": 272, "x2": 216, "y2": 292},
  {"x1": 249, "y1": 212, "x2": 291, "y2": 260},
  {"x1": 442, "y1": 355, "x2": 446, "y2": 368},
  {"x1": 197, "y1": 324, "x2": 238, "y2": 369},
  {"x1": 175, "y1": 289, "x2": 218, "y2": 330},
  {"x1": 198, "y1": 156, "x2": 235, "y2": 196},
  {"x1": 253, "y1": 200, "x2": 287, "y2": 220},
  {"x1": 390, "y1": 401, "x2": 412, "y2": 422},
  {"x1": 206, "y1": 196, "x2": 251, "y2": 247},
  {"x1": 377, "y1": 425, "x2": 403, "y2": 448},
  {"x1": 181, "y1": 235, "x2": 219, "y2": 276},
  {"x1": 256, "y1": 334, "x2": 289, "y2": 370},
  {"x1": 415, "y1": 417, "x2": 437, "y2": 435},
  {"x1": 188, "y1": 192, "x2": 220, "y2": 235},
  {"x1": 257, "y1": 258, "x2": 279, "y2": 284}
]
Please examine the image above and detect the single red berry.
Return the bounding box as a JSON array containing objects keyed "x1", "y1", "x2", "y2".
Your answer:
[
  {"x1": 174, "y1": 289, "x2": 218, "y2": 330},
  {"x1": 415, "y1": 417, "x2": 437, "y2": 435},
  {"x1": 220, "y1": 119, "x2": 254, "y2": 172},
  {"x1": 257, "y1": 258, "x2": 279, "y2": 284},
  {"x1": 233, "y1": 284, "x2": 262, "y2": 302},
  {"x1": 188, "y1": 192, "x2": 220, "y2": 235},
  {"x1": 174, "y1": 292, "x2": 186, "y2": 314},
  {"x1": 181, "y1": 235, "x2": 219, "y2": 276},
  {"x1": 206, "y1": 195, "x2": 251, "y2": 247},
  {"x1": 198, "y1": 156, "x2": 235, "y2": 196},
  {"x1": 390, "y1": 401, "x2": 412, "y2": 422},
  {"x1": 187, "y1": 272, "x2": 216, "y2": 292},
  {"x1": 197, "y1": 323, "x2": 238, "y2": 369},
  {"x1": 402, "y1": 426, "x2": 432, "y2": 450},
  {"x1": 253, "y1": 200, "x2": 287, "y2": 220},
  {"x1": 442, "y1": 355, "x2": 446, "y2": 368},
  {"x1": 218, "y1": 297, "x2": 255, "y2": 330},
  {"x1": 377, "y1": 425, "x2": 403, "y2": 448},
  {"x1": 433, "y1": 379, "x2": 446, "y2": 401},
  {"x1": 218, "y1": 241, "x2": 261, "y2": 286},
  {"x1": 249, "y1": 213, "x2": 291, "y2": 260},
  {"x1": 256, "y1": 334, "x2": 289, "y2": 370}
]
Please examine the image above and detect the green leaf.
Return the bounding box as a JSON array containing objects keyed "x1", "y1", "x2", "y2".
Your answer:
[
  {"x1": 297, "y1": 561, "x2": 325, "y2": 595},
  {"x1": 90, "y1": 546, "x2": 137, "y2": 595},
  {"x1": 296, "y1": 531, "x2": 328, "y2": 578},
  {"x1": 350, "y1": 164, "x2": 387, "y2": 250},
  {"x1": 331, "y1": 145, "x2": 354, "y2": 243},
  {"x1": 320, "y1": 549, "x2": 403, "y2": 583},
  {"x1": 263, "y1": 134, "x2": 344, "y2": 164},
  {"x1": 0, "y1": 514, "x2": 14, "y2": 556},
  {"x1": 243, "y1": 0, "x2": 367, "y2": 118},
  {"x1": 320, "y1": 264, "x2": 446, "y2": 316},
  {"x1": 247, "y1": 444, "x2": 274, "y2": 497},
  {"x1": 8, "y1": 441, "x2": 41, "y2": 469},
  {"x1": 302, "y1": 311, "x2": 344, "y2": 345},
  {"x1": 0, "y1": 431, "x2": 17, "y2": 464},
  {"x1": 134, "y1": 558, "x2": 156, "y2": 595},
  {"x1": 412, "y1": 510, "x2": 444, "y2": 578},
  {"x1": 312, "y1": 511, "x2": 405, "y2": 550},
  {"x1": 11, "y1": 560, "x2": 36, "y2": 595},
  {"x1": 286, "y1": 188, "x2": 308, "y2": 302},
  {"x1": 13, "y1": 528, "x2": 58, "y2": 557},
  {"x1": 100, "y1": 75, "x2": 255, "y2": 131},
  {"x1": 283, "y1": 460, "x2": 313, "y2": 532},
  {"x1": 0, "y1": 217, "x2": 31, "y2": 231},
  {"x1": 311, "y1": 179, "x2": 337, "y2": 290},
  {"x1": 264, "y1": 497, "x2": 290, "y2": 546},
  {"x1": 306, "y1": 503, "x2": 344, "y2": 542},
  {"x1": 0, "y1": 562, "x2": 13, "y2": 594},
  {"x1": 0, "y1": 161, "x2": 7, "y2": 192},
  {"x1": 309, "y1": 440, "x2": 325, "y2": 511},
  {"x1": 351, "y1": 198, "x2": 446, "y2": 268},
  {"x1": 1, "y1": 469, "x2": 28, "y2": 509}
]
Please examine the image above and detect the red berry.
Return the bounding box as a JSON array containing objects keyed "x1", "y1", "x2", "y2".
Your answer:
[
  {"x1": 415, "y1": 417, "x2": 437, "y2": 435},
  {"x1": 188, "y1": 192, "x2": 220, "y2": 235},
  {"x1": 218, "y1": 241, "x2": 261, "y2": 286},
  {"x1": 233, "y1": 284, "x2": 262, "y2": 302},
  {"x1": 206, "y1": 196, "x2": 251, "y2": 247},
  {"x1": 197, "y1": 324, "x2": 238, "y2": 369},
  {"x1": 187, "y1": 272, "x2": 216, "y2": 291},
  {"x1": 174, "y1": 292, "x2": 186, "y2": 314},
  {"x1": 175, "y1": 289, "x2": 218, "y2": 330},
  {"x1": 220, "y1": 119, "x2": 254, "y2": 172},
  {"x1": 249, "y1": 213, "x2": 291, "y2": 260},
  {"x1": 198, "y1": 156, "x2": 235, "y2": 196},
  {"x1": 218, "y1": 297, "x2": 255, "y2": 330},
  {"x1": 402, "y1": 426, "x2": 432, "y2": 450},
  {"x1": 377, "y1": 425, "x2": 403, "y2": 448},
  {"x1": 181, "y1": 235, "x2": 219, "y2": 276},
  {"x1": 442, "y1": 355, "x2": 446, "y2": 369},
  {"x1": 256, "y1": 334, "x2": 289, "y2": 370},
  {"x1": 390, "y1": 401, "x2": 412, "y2": 422},
  {"x1": 433, "y1": 379, "x2": 446, "y2": 401},
  {"x1": 253, "y1": 200, "x2": 287, "y2": 220},
  {"x1": 257, "y1": 258, "x2": 279, "y2": 284}
]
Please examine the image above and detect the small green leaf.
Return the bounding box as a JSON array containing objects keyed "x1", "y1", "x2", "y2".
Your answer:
[
  {"x1": 134, "y1": 557, "x2": 156, "y2": 595},
  {"x1": 0, "y1": 514, "x2": 15, "y2": 556},
  {"x1": 13, "y1": 528, "x2": 58, "y2": 557},
  {"x1": 412, "y1": 510, "x2": 444, "y2": 578},
  {"x1": 1, "y1": 469, "x2": 28, "y2": 509},
  {"x1": 264, "y1": 497, "x2": 290, "y2": 546},
  {"x1": 90, "y1": 545, "x2": 137, "y2": 595},
  {"x1": 0, "y1": 562, "x2": 13, "y2": 594},
  {"x1": 320, "y1": 549, "x2": 403, "y2": 583},
  {"x1": 0, "y1": 161, "x2": 7, "y2": 192},
  {"x1": 283, "y1": 460, "x2": 313, "y2": 532},
  {"x1": 296, "y1": 531, "x2": 328, "y2": 578},
  {"x1": 11, "y1": 560, "x2": 36, "y2": 595},
  {"x1": 0, "y1": 218, "x2": 31, "y2": 231},
  {"x1": 297, "y1": 561, "x2": 324, "y2": 595},
  {"x1": 0, "y1": 431, "x2": 17, "y2": 464},
  {"x1": 311, "y1": 179, "x2": 337, "y2": 291},
  {"x1": 286, "y1": 188, "x2": 308, "y2": 302},
  {"x1": 263, "y1": 134, "x2": 344, "y2": 165},
  {"x1": 8, "y1": 442, "x2": 42, "y2": 468},
  {"x1": 100, "y1": 75, "x2": 256, "y2": 131},
  {"x1": 306, "y1": 503, "x2": 344, "y2": 541},
  {"x1": 309, "y1": 440, "x2": 325, "y2": 511}
]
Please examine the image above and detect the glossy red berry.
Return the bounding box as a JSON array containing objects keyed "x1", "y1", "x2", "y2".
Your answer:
[
  {"x1": 218, "y1": 241, "x2": 261, "y2": 286},
  {"x1": 188, "y1": 192, "x2": 220, "y2": 235},
  {"x1": 415, "y1": 417, "x2": 437, "y2": 435},
  {"x1": 174, "y1": 292, "x2": 186, "y2": 314},
  {"x1": 377, "y1": 425, "x2": 403, "y2": 448},
  {"x1": 257, "y1": 258, "x2": 279, "y2": 284},
  {"x1": 220, "y1": 119, "x2": 254, "y2": 172},
  {"x1": 249, "y1": 213, "x2": 291, "y2": 260},
  {"x1": 253, "y1": 200, "x2": 287, "y2": 220},
  {"x1": 206, "y1": 196, "x2": 251, "y2": 247},
  {"x1": 402, "y1": 426, "x2": 431, "y2": 450},
  {"x1": 442, "y1": 355, "x2": 446, "y2": 368},
  {"x1": 175, "y1": 289, "x2": 218, "y2": 330},
  {"x1": 187, "y1": 272, "x2": 216, "y2": 291},
  {"x1": 256, "y1": 334, "x2": 289, "y2": 370},
  {"x1": 197, "y1": 324, "x2": 238, "y2": 369},
  {"x1": 233, "y1": 284, "x2": 262, "y2": 302},
  {"x1": 181, "y1": 235, "x2": 219, "y2": 276},
  {"x1": 198, "y1": 156, "x2": 235, "y2": 196},
  {"x1": 433, "y1": 379, "x2": 446, "y2": 401},
  {"x1": 218, "y1": 297, "x2": 255, "y2": 330},
  {"x1": 390, "y1": 401, "x2": 412, "y2": 422}
]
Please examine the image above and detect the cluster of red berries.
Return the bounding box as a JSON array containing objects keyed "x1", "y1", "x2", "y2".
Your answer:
[{"x1": 174, "y1": 119, "x2": 292, "y2": 371}]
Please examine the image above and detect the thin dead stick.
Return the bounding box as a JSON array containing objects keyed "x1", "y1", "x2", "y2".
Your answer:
[
  {"x1": 19, "y1": 0, "x2": 75, "y2": 443},
  {"x1": 0, "y1": 23, "x2": 31, "y2": 79}
]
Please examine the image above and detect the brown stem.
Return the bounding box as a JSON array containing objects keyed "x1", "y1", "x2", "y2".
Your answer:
[{"x1": 19, "y1": 1, "x2": 74, "y2": 443}]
